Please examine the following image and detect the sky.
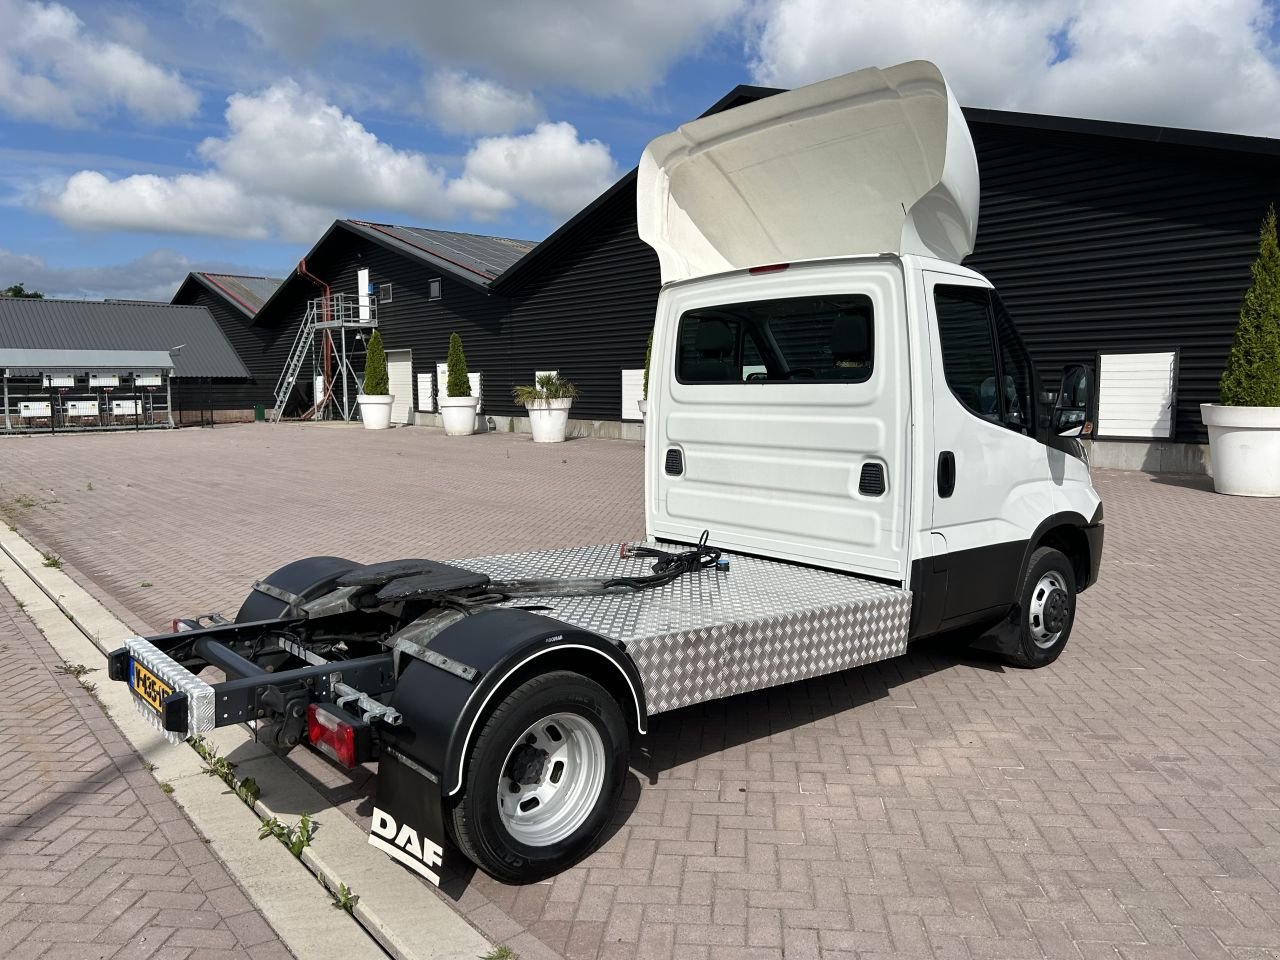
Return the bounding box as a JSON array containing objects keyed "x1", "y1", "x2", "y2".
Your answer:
[{"x1": 2, "y1": 0, "x2": 1280, "y2": 301}]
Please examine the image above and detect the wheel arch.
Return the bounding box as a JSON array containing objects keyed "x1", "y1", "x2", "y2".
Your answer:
[
  {"x1": 1025, "y1": 511, "x2": 1096, "y2": 592},
  {"x1": 386, "y1": 607, "x2": 646, "y2": 798},
  {"x1": 445, "y1": 640, "x2": 646, "y2": 798}
]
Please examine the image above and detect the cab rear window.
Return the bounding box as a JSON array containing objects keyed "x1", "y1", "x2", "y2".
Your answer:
[{"x1": 675, "y1": 295, "x2": 874, "y2": 384}]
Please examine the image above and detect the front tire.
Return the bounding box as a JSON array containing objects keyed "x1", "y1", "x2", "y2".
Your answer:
[
  {"x1": 448, "y1": 671, "x2": 629, "y2": 883},
  {"x1": 1004, "y1": 546, "x2": 1076, "y2": 668}
]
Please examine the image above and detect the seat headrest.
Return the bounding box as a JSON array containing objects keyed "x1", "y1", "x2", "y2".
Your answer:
[
  {"x1": 831, "y1": 311, "x2": 870, "y2": 362},
  {"x1": 694, "y1": 318, "x2": 735, "y2": 356}
]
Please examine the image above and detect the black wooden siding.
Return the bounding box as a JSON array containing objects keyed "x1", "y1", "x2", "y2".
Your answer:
[
  {"x1": 246, "y1": 120, "x2": 1277, "y2": 442},
  {"x1": 965, "y1": 118, "x2": 1279, "y2": 443},
  {"x1": 171, "y1": 286, "x2": 275, "y2": 411},
  {"x1": 500, "y1": 186, "x2": 658, "y2": 420}
]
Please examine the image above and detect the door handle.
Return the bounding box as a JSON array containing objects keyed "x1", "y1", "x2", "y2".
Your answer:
[{"x1": 937, "y1": 451, "x2": 955, "y2": 498}]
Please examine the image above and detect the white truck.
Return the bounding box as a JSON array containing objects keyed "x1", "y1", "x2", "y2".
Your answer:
[{"x1": 109, "y1": 61, "x2": 1103, "y2": 885}]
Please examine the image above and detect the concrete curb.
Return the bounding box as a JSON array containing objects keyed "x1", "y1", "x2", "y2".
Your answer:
[{"x1": 0, "y1": 526, "x2": 495, "y2": 960}]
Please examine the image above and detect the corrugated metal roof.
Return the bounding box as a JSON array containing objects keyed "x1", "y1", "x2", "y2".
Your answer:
[
  {"x1": 345, "y1": 221, "x2": 536, "y2": 282},
  {"x1": 0, "y1": 298, "x2": 250, "y2": 379},
  {"x1": 197, "y1": 273, "x2": 284, "y2": 316},
  {"x1": 1, "y1": 347, "x2": 174, "y2": 376}
]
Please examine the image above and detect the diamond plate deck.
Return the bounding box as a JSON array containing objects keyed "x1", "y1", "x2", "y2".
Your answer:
[{"x1": 457, "y1": 543, "x2": 911, "y2": 714}]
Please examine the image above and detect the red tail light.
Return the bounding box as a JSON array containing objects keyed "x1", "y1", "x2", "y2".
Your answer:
[
  {"x1": 749, "y1": 263, "x2": 790, "y2": 274},
  {"x1": 308, "y1": 703, "x2": 360, "y2": 768}
]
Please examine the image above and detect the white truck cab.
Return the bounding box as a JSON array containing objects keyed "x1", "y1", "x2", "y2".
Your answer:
[{"x1": 640, "y1": 59, "x2": 1103, "y2": 652}]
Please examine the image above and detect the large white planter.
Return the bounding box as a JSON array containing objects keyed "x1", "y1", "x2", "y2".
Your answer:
[
  {"x1": 439, "y1": 395, "x2": 479, "y2": 436},
  {"x1": 357, "y1": 394, "x2": 394, "y2": 430},
  {"x1": 1201, "y1": 403, "x2": 1280, "y2": 496},
  {"x1": 526, "y1": 398, "x2": 573, "y2": 443}
]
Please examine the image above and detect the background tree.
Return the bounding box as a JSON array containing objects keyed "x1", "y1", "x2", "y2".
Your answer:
[
  {"x1": 362, "y1": 329, "x2": 390, "y2": 395},
  {"x1": 2, "y1": 283, "x2": 43, "y2": 298},
  {"x1": 1220, "y1": 206, "x2": 1280, "y2": 407},
  {"x1": 447, "y1": 333, "x2": 472, "y2": 397}
]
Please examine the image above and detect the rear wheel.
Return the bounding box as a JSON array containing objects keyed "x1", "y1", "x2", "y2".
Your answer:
[
  {"x1": 1003, "y1": 546, "x2": 1076, "y2": 667},
  {"x1": 448, "y1": 671, "x2": 629, "y2": 883}
]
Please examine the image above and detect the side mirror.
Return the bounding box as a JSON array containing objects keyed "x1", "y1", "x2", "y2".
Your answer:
[{"x1": 1052, "y1": 364, "x2": 1095, "y2": 437}]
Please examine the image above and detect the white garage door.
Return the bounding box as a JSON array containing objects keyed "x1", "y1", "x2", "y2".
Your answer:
[{"x1": 387, "y1": 349, "x2": 413, "y2": 424}]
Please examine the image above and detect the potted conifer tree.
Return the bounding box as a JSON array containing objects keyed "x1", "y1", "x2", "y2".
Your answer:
[
  {"x1": 637, "y1": 330, "x2": 652, "y2": 419},
  {"x1": 439, "y1": 332, "x2": 479, "y2": 436},
  {"x1": 513, "y1": 373, "x2": 577, "y2": 442},
  {"x1": 357, "y1": 329, "x2": 394, "y2": 430},
  {"x1": 1201, "y1": 206, "x2": 1280, "y2": 496}
]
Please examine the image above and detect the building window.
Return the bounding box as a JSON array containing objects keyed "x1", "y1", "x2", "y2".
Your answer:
[
  {"x1": 379, "y1": 283, "x2": 393, "y2": 304},
  {"x1": 428, "y1": 278, "x2": 442, "y2": 301}
]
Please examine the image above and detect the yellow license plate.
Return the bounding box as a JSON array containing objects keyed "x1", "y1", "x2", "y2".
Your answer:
[{"x1": 131, "y1": 660, "x2": 172, "y2": 713}]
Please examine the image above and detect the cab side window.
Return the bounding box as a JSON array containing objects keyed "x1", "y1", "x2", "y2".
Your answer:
[
  {"x1": 934, "y1": 286, "x2": 1001, "y2": 424},
  {"x1": 935, "y1": 285, "x2": 1035, "y2": 434}
]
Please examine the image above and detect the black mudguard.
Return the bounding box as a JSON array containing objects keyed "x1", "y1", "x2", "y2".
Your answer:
[{"x1": 370, "y1": 606, "x2": 647, "y2": 881}]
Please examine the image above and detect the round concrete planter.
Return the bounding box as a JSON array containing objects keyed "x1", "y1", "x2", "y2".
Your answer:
[
  {"x1": 1201, "y1": 403, "x2": 1280, "y2": 496},
  {"x1": 526, "y1": 398, "x2": 573, "y2": 443},
  {"x1": 357, "y1": 394, "x2": 394, "y2": 430},
  {"x1": 439, "y1": 396, "x2": 479, "y2": 436}
]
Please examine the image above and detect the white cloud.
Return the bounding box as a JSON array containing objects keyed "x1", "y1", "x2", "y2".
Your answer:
[
  {"x1": 425, "y1": 70, "x2": 542, "y2": 136},
  {"x1": 0, "y1": 248, "x2": 277, "y2": 301},
  {"x1": 0, "y1": 0, "x2": 198, "y2": 125},
  {"x1": 225, "y1": 0, "x2": 745, "y2": 96},
  {"x1": 198, "y1": 81, "x2": 452, "y2": 215},
  {"x1": 451, "y1": 122, "x2": 618, "y2": 219},
  {"x1": 747, "y1": 0, "x2": 1280, "y2": 137},
  {"x1": 42, "y1": 170, "x2": 331, "y2": 243},
  {"x1": 38, "y1": 83, "x2": 619, "y2": 238},
  {"x1": 37, "y1": 82, "x2": 459, "y2": 240}
]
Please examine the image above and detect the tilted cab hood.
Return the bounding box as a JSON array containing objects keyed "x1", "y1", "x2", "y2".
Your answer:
[{"x1": 637, "y1": 60, "x2": 979, "y2": 284}]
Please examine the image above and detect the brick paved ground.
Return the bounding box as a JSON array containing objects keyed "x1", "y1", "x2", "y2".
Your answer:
[
  {"x1": 3, "y1": 424, "x2": 1280, "y2": 960},
  {"x1": 0, "y1": 580, "x2": 295, "y2": 960}
]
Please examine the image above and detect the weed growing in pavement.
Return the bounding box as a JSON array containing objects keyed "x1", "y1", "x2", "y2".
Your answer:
[
  {"x1": 14, "y1": 599, "x2": 23, "y2": 610},
  {"x1": 188, "y1": 736, "x2": 260, "y2": 808},
  {"x1": 56, "y1": 662, "x2": 97, "y2": 679},
  {"x1": 142, "y1": 760, "x2": 157, "y2": 773},
  {"x1": 41, "y1": 551, "x2": 61, "y2": 568},
  {"x1": 259, "y1": 813, "x2": 314, "y2": 857},
  {"x1": 326, "y1": 880, "x2": 359, "y2": 913},
  {"x1": 86, "y1": 482, "x2": 93, "y2": 491},
  {"x1": 237, "y1": 777, "x2": 261, "y2": 805},
  {"x1": 140, "y1": 581, "x2": 152, "y2": 588},
  {"x1": 191, "y1": 736, "x2": 236, "y2": 783},
  {"x1": 482, "y1": 947, "x2": 517, "y2": 960},
  {"x1": 159, "y1": 782, "x2": 174, "y2": 794}
]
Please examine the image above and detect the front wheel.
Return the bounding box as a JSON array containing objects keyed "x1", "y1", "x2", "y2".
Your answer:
[
  {"x1": 1004, "y1": 546, "x2": 1077, "y2": 668},
  {"x1": 447, "y1": 671, "x2": 629, "y2": 883}
]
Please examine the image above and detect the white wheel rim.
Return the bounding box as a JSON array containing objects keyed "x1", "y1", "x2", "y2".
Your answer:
[
  {"x1": 496, "y1": 712, "x2": 606, "y2": 847},
  {"x1": 1029, "y1": 571, "x2": 1070, "y2": 648}
]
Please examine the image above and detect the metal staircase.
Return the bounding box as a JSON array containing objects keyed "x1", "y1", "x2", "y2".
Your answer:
[
  {"x1": 271, "y1": 300, "x2": 318, "y2": 422},
  {"x1": 272, "y1": 294, "x2": 377, "y2": 423}
]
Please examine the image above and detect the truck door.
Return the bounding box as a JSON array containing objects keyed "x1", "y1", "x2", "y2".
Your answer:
[{"x1": 922, "y1": 271, "x2": 1053, "y2": 627}]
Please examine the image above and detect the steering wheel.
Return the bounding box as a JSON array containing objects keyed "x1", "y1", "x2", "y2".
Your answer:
[{"x1": 746, "y1": 371, "x2": 768, "y2": 382}]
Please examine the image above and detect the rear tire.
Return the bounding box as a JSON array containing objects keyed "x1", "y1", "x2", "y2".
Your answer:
[
  {"x1": 1003, "y1": 546, "x2": 1076, "y2": 668},
  {"x1": 448, "y1": 671, "x2": 629, "y2": 883}
]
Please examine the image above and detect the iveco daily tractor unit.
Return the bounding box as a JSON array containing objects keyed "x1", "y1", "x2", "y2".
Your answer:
[{"x1": 110, "y1": 60, "x2": 1103, "y2": 884}]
